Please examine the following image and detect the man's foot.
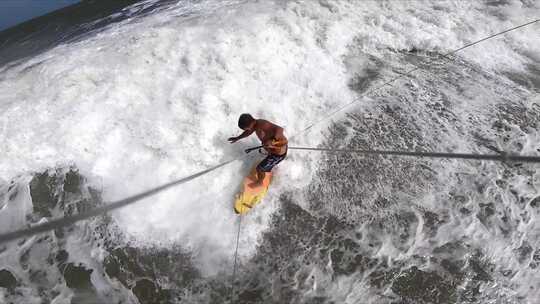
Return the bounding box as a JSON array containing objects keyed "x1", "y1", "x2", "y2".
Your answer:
[{"x1": 248, "y1": 181, "x2": 263, "y2": 188}]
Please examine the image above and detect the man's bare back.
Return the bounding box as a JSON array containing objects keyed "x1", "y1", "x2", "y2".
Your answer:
[{"x1": 251, "y1": 119, "x2": 288, "y2": 155}]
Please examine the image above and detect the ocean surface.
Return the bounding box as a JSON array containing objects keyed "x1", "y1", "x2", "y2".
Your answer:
[{"x1": 0, "y1": 0, "x2": 539, "y2": 303}]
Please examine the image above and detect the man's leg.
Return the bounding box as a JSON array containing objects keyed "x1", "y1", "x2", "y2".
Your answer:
[
  {"x1": 248, "y1": 168, "x2": 266, "y2": 187},
  {"x1": 253, "y1": 156, "x2": 272, "y2": 187},
  {"x1": 253, "y1": 153, "x2": 285, "y2": 187},
  {"x1": 255, "y1": 168, "x2": 266, "y2": 184}
]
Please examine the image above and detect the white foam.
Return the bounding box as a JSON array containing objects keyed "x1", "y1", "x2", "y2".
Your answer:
[
  {"x1": 0, "y1": 0, "x2": 356, "y2": 273},
  {"x1": 1, "y1": 0, "x2": 539, "y2": 295}
]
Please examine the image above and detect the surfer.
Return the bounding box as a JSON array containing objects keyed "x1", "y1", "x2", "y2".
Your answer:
[{"x1": 228, "y1": 113, "x2": 288, "y2": 186}]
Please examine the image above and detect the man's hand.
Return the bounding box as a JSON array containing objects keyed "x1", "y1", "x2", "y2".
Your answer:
[
  {"x1": 263, "y1": 139, "x2": 277, "y2": 149},
  {"x1": 273, "y1": 138, "x2": 287, "y2": 147},
  {"x1": 228, "y1": 136, "x2": 239, "y2": 143}
]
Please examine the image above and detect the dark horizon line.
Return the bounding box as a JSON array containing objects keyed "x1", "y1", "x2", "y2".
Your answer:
[{"x1": 0, "y1": 0, "x2": 139, "y2": 38}]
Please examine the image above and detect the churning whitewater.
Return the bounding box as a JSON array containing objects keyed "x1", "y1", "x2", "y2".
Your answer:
[{"x1": 0, "y1": 0, "x2": 539, "y2": 303}]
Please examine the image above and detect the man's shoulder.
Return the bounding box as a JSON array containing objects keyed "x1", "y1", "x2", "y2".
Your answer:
[
  {"x1": 256, "y1": 119, "x2": 283, "y2": 131},
  {"x1": 255, "y1": 119, "x2": 271, "y2": 127}
]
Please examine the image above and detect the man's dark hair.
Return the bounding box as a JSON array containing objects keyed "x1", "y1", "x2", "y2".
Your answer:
[{"x1": 238, "y1": 113, "x2": 254, "y2": 129}]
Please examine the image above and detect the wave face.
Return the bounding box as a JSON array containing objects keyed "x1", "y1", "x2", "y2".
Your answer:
[{"x1": 1, "y1": 0, "x2": 539, "y2": 303}]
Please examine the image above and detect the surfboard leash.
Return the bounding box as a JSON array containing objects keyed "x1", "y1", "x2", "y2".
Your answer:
[{"x1": 230, "y1": 215, "x2": 243, "y2": 303}]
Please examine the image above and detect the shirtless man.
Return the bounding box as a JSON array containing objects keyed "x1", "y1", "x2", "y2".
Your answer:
[{"x1": 228, "y1": 113, "x2": 288, "y2": 186}]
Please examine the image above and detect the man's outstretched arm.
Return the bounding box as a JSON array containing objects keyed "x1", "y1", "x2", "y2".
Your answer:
[{"x1": 228, "y1": 129, "x2": 254, "y2": 143}]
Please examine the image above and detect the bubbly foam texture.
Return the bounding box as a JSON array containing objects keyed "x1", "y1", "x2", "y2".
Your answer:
[{"x1": 0, "y1": 0, "x2": 539, "y2": 293}]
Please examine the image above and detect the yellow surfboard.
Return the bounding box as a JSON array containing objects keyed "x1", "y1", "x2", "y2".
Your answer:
[{"x1": 234, "y1": 166, "x2": 273, "y2": 214}]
